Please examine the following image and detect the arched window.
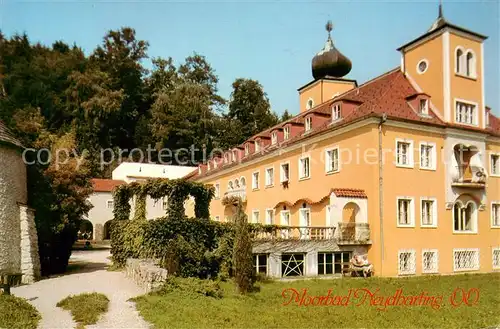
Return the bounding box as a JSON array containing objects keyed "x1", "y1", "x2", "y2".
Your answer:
[
  {"x1": 456, "y1": 48, "x2": 464, "y2": 74},
  {"x1": 234, "y1": 179, "x2": 240, "y2": 189},
  {"x1": 306, "y1": 98, "x2": 314, "y2": 110},
  {"x1": 453, "y1": 200, "x2": 476, "y2": 232},
  {"x1": 466, "y1": 51, "x2": 475, "y2": 77},
  {"x1": 228, "y1": 181, "x2": 234, "y2": 191},
  {"x1": 240, "y1": 177, "x2": 246, "y2": 188}
]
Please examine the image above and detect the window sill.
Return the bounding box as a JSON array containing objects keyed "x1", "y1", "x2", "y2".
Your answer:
[
  {"x1": 298, "y1": 177, "x2": 311, "y2": 182},
  {"x1": 325, "y1": 170, "x2": 340, "y2": 175},
  {"x1": 420, "y1": 225, "x2": 437, "y2": 228},
  {"x1": 490, "y1": 173, "x2": 500, "y2": 178},
  {"x1": 252, "y1": 188, "x2": 260, "y2": 191},
  {"x1": 490, "y1": 226, "x2": 500, "y2": 229},
  {"x1": 419, "y1": 166, "x2": 436, "y2": 171},
  {"x1": 396, "y1": 164, "x2": 414, "y2": 169},
  {"x1": 453, "y1": 121, "x2": 479, "y2": 128},
  {"x1": 452, "y1": 231, "x2": 478, "y2": 235},
  {"x1": 265, "y1": 185, "x2": 274, "y2": 189},
  {"x1": 397, "y1": 224, "x2": 416, "y2": 228},
  {"x1": 455, "y1": 72, "x2": 477, "y2": 81},
  {"x1": 453, "y1": 268, "x2": 479, "y2": 272}
]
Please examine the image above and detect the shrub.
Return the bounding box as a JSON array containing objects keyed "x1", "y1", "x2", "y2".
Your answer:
[
  {"x1": 57, "y1": 293, "x2": 109, "y2": 326},
  {"x1": 232, "y1": 203, "x2": 254, "y2": 294},
  {"x1": 0, "y1": 294, "x2": 41, "y2": 329},
  {"x1": 111, "y1": 217, "x2": 234, "y2": 279},
  {"x1": 153, "y1": 277, "x2": 223, "y2": 299}
]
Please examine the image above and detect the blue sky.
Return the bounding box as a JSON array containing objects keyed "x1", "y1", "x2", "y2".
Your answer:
[{"x1": 2, "y1": 1, "x2": 499, "y2": 115}]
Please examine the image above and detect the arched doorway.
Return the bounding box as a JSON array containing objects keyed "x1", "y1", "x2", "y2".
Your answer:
[
  {"x1": 103, "y1": 220, "x2": 113, "y2": 240},
  {"x1": 78, "y1": 219, "x2": 93, "y2": 240},
  {"x1": 342, "y1": 202, "x2": 360, "y2": 223}
]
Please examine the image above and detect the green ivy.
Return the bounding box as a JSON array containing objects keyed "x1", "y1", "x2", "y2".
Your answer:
[{"x1": 112, "y1": 179, "x2": 214, "y2": 221}]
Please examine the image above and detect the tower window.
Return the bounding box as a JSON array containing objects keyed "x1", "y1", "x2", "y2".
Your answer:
[
  {"x1": 417, "y1": 59, "x2": 428, "y2": 74},
  {"x1": 332, "y1": 104, "x2": 341, "y2": 121},
  {"x1": 306, "y1": 98, "x2": 314, "y2": 110},
  {"x1": 466, "y1": 51, "x2": 476, "y2": 77},
  {"x1": 456, "y1": 48, "x2": 464, "y2": 74},
  {"x1": 455, "y1": 101, "x2": 476, "y2": 125}
]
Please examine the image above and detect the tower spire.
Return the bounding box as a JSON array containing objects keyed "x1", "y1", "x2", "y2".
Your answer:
[
  {"x1": 325, "y1": 20, "x2": 333, "y2": 40},
  {"x1": 438, "y1": 0, "x2": 443, "y2": 18}
]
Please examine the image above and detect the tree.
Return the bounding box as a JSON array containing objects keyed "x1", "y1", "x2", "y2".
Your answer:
[
  {"x1": 281, "y1": 109, "x2": 293, "y2": 122},
  {"x1": 228, "y1": 78, "x2": 278, "y2": 143},
  {"x1": 232, "y1": 202, "x2": 254, "y2": 294}
]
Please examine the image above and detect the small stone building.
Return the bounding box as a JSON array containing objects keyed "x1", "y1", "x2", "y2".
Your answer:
[{"x1": 0, "y1": 121, "x2": 40, "y2": 283}]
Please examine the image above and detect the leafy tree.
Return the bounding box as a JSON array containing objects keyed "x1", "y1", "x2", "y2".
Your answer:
[
  {"x1": 232, "y1": 202, "x2": 254, "y2": 294},
  {"x1": 281, "y1": 109, "x2": 293, "y2": 122},
  {"x1": 228, "y1": 78, "x2": 278, "y2": 143}
]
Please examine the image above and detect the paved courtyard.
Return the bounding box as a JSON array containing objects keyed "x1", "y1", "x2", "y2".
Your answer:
[{"x1": 12, "y1": 249, "x2": 150, "y2": 329}]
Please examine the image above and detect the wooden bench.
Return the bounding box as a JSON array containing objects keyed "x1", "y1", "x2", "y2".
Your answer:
[{"x1": 0, "y1": 273, "x2": 23, "y2": 295}]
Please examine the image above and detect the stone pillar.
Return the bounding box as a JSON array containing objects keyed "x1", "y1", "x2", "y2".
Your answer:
[
  {"x1": 19, "y1": 205, "x2": 41, "y2": 283},
  {"x1": 94, "y1": 223, "x2": 104, "y2": 242}
]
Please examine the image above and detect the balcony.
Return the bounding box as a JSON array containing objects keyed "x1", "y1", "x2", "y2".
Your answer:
[
  {"x1": 451, "y1": 165, "x2": 486, "y2": 189},
  {"x1": 221, "y1": 189, "x2": 247, "y2": 204},
  {"x1": 254, "y1": 226, "x2": 335, "y2": 241},
  {"x1": 336, "y1": 223, "x2": 371, "y2": 245}
]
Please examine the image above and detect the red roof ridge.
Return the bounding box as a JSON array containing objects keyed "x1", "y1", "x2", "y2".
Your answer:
[{"x1": 91, "y1": 178, "x2": 126, "y2": 192}]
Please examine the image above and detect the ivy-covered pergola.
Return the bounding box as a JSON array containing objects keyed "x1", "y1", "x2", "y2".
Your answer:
[{"x1": 112, "y1": 178, "x2": 215, "y2": 221}]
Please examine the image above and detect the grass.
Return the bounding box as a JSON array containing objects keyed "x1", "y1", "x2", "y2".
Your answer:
[
  {"x1": 0, "y1": 294, "x2": 41, "y2": 329},
  {"x1": 132, "y1": 273, "x2": 500, "y2": 329},
  {"x1": 57, "y1": 292, "x2": 109, "y2": 328}
]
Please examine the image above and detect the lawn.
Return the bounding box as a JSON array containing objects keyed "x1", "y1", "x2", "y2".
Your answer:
[
  {"x1": 57, "y1": 292, "x2": 109, "y2": 328},
  {"x1": 0, "y1": 294, "x2": 40, "y2": 329},
  {"x1": 133, "y1": 273, "x2": 500, "y2": 329}
]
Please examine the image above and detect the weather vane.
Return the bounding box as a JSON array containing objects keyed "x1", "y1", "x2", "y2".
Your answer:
[{"x1": 326, "y1": 20, "x2": 333, "y2": 34}]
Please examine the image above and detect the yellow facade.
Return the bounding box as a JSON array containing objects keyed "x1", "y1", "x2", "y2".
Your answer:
[{"x1": 193, "y1": 15, "x2": 499, "y2": 278}]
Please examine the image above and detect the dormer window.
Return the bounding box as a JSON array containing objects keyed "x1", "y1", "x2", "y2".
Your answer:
[
  {"x1": 332, "y1": 104, "x2": 341, "y2": 121},
  {"x1": 419, "y1": 99, "x2": 429, "y2": 115},
  {"x1": 245, "y1": 144, "x2": 250, "y2": 156},
  {"x1": 305, "y1": 117, "x2": 312, "y2": 132},
  {"x1": 271, "y1": 132, "x2": 278, "y2": 145},
  {"x1": 207, "y1": 162, "x2": 212, "y2": 171},
  {"x1": 224, "y1": 153, "x2": 229, "y2": 163},
  {"x1": 232, "y1": 150, "x2": 237, "y2": 162},
  {"x1": 255, "y1": 140, "x2": 261, "y2": 153},
  {"x1": 284, "y1": 126, "x2": 290, "y2": 140}
]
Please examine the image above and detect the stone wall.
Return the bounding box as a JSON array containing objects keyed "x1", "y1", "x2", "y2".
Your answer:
[
  {"x1": 125, "y1": 258, "x2": 168, "y2": 293},
  {"x1": 0, "y1": 145, "x2": 26, "y2": 274},
  {"x1": 20, "y1": 205, "x2": 41, "y2": 283}
]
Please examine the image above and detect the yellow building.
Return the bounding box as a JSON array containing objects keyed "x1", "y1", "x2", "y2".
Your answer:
[{"x1": 187, "y1": 7, "x2": 500, "y2": 278}]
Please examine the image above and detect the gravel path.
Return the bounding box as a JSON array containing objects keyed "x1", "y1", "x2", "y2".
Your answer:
[{"x1": 12, "y1": 249, "x2": 150, "y2": 329}]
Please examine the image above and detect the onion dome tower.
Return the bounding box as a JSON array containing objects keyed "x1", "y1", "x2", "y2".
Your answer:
[{"x1": 311, "y1": 21, "x2": 352, "y2": 79}]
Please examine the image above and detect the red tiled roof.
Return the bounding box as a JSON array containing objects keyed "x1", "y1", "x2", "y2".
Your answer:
[
  {"x1": 91, "y1": 179, "x2": 126, "y2": 192},
  {"x1": 332, "y1": 188, "x2": 367, "y2": 199},
  {"x1": 0, "y1": 120, "x2": 23, "y2": 148},
  {"x1": 191, "y1": 68, "x2": 497, "y2": 180}
]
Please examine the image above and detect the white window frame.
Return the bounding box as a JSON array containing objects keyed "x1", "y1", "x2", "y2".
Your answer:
[
  {"x1": 214, "y1": 183, "x2": 220, "y2": 199},
  {"x1": 283, "y1": 126, "x2": 290, "y2": 140},
  {"x1": 265, "y1": 167, "x2": 274, "y2": 187},
  {"x1": 420, "y1": 197, "x2": 438, "y2": 228},
  {"x1": 491, "y1": 202, "x2": 500, "y2": 228},
  {"x1": 255, "y1": 139, "x2": 261, "y2": 153},
  {"x1": 162, "y1": 197, "x2": 168, "y2": 210},
  {"x1": 305, "y1": 116, "x2": 312, "y2": 132},
  {"x1": 419, "y1": 98, "x2": 429, "y2": 115},
  {"x1": 493, "y1": 248, "x2": 500, "y2": 270},
  {"x1": 231, "y1": 150, "x2": 237, "y2": 162},
  {"x1": 252, "y1": 210, "x2": 260, "y2": 224},
  {"x1": 455, "y1": 46, "x2": 465, "y2": 75},
  {"x1": 265, "y1": 209, "x2": 274, "y2": 225},
  {"x1": 453, "y1": 200, "x2": 478, "y2": 234},
  {"x1": 240, "y1": 176, "x2": 246, "y2": 189},
  {"x1": 244, "y1": 144, "x2": 250, "y2": 156},
  {"x1": 416, "y1": 59, "x2": 429, "y2": 75},
  {"x1": 465, "y1": 50, "x2": 477, "y2": 78},
  {"x1": 398, "y1": 249, "x2": 416, "y2": 275},
  {"x1": 422, "y1": 249, "x2": 439, "y2": 274},
  {"x1": 306, "y1": 98, "x2": 314, "y2": 110},
  {"x1": 395, "y1": 138, "x2": 414, "y2": 168},
  {"x1": 419, "y1": 142, "x2": 436, "y2": 170},
  {"x1": 331, "y1": 104, "x2": 341, "y2": 121},
  {"x1": 325, "y1": 146, "x2": 340, "y2": 174},
  {"x1": 396, "y1": 197, "x2": 415, "y2": 227},
  {"x1": 454, "y1": 99, "x2": 479, "y2": 126},
  {"x1": 252, "y1": 171, "x2": 260, "y2": 190},
  {"x1": 280, "y1": 161, "x2": 290, "y2": 183},
  {"x1": 490, "y1": 153, "x2": 500, "y2": 177},
  {"x1": 271, "y1": 132, "x2": 278, "y2": 145},
  {"x1": 453, "y1": 248, "x2": 480, "y2": 272},
  {"x1": 106, "y1": 200, "x2": 114, "y2": 209},
  {"x1": 298, "y1": 155, "x2": 311, "y2": 180},
  {"x1": 280, "y1": 210, "x2": 291, "y2": 226}
]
